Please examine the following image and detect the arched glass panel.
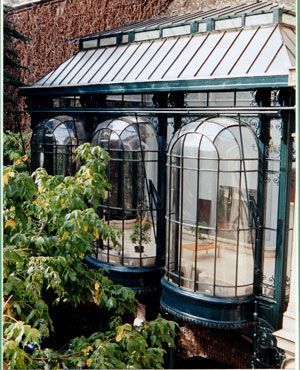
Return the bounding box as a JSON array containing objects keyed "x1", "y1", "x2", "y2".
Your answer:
[
  {"x1": 31, "y1": 115, "x2": 86, "y2": 175},
  {"x1": 166, "y1": 116, "x2": 259, "y2": 297},
  {"x1": 92, "y1": 116, "x2": 158, "y2": 267}
]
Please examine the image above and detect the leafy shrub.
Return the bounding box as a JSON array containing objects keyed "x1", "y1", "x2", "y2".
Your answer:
[{"x1": 3, "y1": 142, "x2": 177, "y2": 369}]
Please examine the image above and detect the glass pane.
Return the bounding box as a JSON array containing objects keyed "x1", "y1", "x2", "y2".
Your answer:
[
  {"x1": 237, "y1": 230, "x2": 255, "y2": 296},
  {"x1": 185, "y1": 92, "x2": 207, "y2": 107},
  {"x1": 215, "y1": 130, "x2": 241, "y2": 160},
  {"x1": 215, "y1": 229, "x2": 238, "y2": 296},
  {"x1": 123, "y1": 95, "x2": 143, "y2": 107},
  {"x1": 31, "y1": 116, "x2": 86, "y2": 176},
  {"x1": 167, "y1": 116, "x2": 258, "y2": 297},
  {"x1": 92, "y1": 117, "x2": 158, "y2": 267},
  {"x1": 236, "y1": 91, "x2": 256, "y2": 107},
  {"x1": 209, "y1": 92, "x2": 235, "y2": 107},
  {"x1": 262, "y1": 230, "x2": 276, "y2": 297}
]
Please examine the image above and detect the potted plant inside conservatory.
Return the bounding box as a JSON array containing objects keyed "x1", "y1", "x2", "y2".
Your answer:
[
  {"x1": 130, "y1": 219, "x2": 152, "y2": 253},
  {"x1": 190, "y1": 220, "x2": 209, "y2": 242}
]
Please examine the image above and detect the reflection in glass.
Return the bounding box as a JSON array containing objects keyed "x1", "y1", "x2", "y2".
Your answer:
[
  {"x1": 92, "y1": 116, "x2": 158, "y2": 267},
  {"x1": 166, "y1": 116, "x2": 259, "y2": 297},
  {"x1": 31, "y1": 115, "x2": 86, "y2": 176}
]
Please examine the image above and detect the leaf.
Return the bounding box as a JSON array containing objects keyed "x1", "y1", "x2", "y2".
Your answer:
[
  {"x1": 14, "y1": 158, "x2": 23, "y2": 165},
  {"x1": 3, "y1": 172, "x2": 9, "y2": 185},
  {"x1": 82, "y1": 345, "x2": 93, "y2": 354},
  {"x1": 4, "y1": 219, "x2": 16, "y2": 229},
  {"x1": 93, "y1": 229, "x2": 99, "y2": 239},
  {"x1": 86, "y1": 359, "x2": 93, "y2": 367},
  {"x1": 61, "y1": 232, "x2": 68, "y2": 241}
]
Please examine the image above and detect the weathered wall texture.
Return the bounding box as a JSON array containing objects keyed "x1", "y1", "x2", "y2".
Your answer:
[{"x1": 178, "y1": 325, "x2": 253, "y2": 368}]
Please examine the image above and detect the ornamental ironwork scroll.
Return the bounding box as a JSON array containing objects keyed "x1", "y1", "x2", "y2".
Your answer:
[{"x1": 252, "y1": 307, "x2": 286, "y2": 369}]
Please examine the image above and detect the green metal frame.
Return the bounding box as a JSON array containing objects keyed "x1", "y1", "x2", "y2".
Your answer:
[
  {"x1": 23, "y1": 86, "x2": 295, "y2": 334},
  {"x1": 253, "y1": 89, "x2": 271, "y2": 300},
  {"x1": 21, "y1": 75, "x2": 289, "y2": 96},
  {"x1": 273, "y1": 90, "x2": 295, "y2": 329}
]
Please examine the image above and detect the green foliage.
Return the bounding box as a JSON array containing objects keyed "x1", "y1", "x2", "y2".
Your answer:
[
  {"x1": 3, "y1": 142, "x2": 177, "y2": 369},
  {"x1": 130, "y1": 219, "x2": 152, "y2": 246},
  {"x1": 3, "y1": 318, "x2": 177, "y2": 369},
  {"x1": 3, "y1": 130, "x2": 31, "y2": 168}
]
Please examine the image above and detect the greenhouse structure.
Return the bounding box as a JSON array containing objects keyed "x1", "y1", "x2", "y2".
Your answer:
[{"x1": 21, "y1": 1, "x2": 296, "y2": 367}]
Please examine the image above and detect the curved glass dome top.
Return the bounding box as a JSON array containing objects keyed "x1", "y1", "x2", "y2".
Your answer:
[
  {"x1": 31, "y1": 115, "x2": 86, "y2": 176},
  {"x1": 91, "y1": 116, "x2": 158, "y2": 268},
  {"x1": 169, "y1": 116, "x2": 259, "y2": 173},
  {"x1": 166, "y1": 116, "x2": 259, "y2": 298}
]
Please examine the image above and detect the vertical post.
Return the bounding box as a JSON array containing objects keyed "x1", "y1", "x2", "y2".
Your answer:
[
  {"x1": 155, "y1": 93, "x2": 169, "y2": 266},
  {"x1": 273, "y1": 88, "x2": 295, "y2": 329},
  {"x1": 253, "y1": 89, "x2": 271, "y2": 296}
]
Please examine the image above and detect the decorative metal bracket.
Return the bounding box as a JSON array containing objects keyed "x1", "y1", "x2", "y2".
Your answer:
[{"x1": 252, "y1": 303, "x2": 286, "y2": 369}]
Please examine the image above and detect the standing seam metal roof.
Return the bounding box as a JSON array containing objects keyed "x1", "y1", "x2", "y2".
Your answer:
[
  {"x1": 31, "y1": 25, "x2": 295, "y2": 89},
  {"x1": 22, "y1": 1, "x2": 295, "y2": 94}
]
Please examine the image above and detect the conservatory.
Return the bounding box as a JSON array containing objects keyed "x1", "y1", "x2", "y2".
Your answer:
[{"x1": 21, "y1": 0, "x2": 295, "y2": 363}]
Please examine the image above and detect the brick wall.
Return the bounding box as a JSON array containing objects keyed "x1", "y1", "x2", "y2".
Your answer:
[{"x1": 178, "y1": 325, "x2": 253, "y2": 368}]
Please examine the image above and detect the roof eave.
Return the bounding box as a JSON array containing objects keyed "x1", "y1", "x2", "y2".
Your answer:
[{"x1": 20, "y1": 75, "x2": 289, "y2": 96}]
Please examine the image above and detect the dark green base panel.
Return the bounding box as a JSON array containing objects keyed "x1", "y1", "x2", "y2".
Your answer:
[
  {"x1": 160, "y1": 278, "x2": 255, "y2": 329},
  {"x1": 84, "y1": 256, "x2": 163, "y2": 300}
]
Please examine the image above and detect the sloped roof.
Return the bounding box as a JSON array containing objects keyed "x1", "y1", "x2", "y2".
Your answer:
[
  {"x1": 22, "y1": 1, "x2": 295, "y2": 95},
  {"x1": 76, "y1": 1, "x2": 292, "y2": 41}
]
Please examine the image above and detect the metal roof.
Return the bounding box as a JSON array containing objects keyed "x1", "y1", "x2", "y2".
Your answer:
[
  {"x1": 22, "y1": 1, "x2": 295, "y2": 95},
  {"x1": 76, "y1": 1, "x2": 294, "y2": 43},
  {"x1": 23, "y1": 24, "x2": 295, "y2": 95}
]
